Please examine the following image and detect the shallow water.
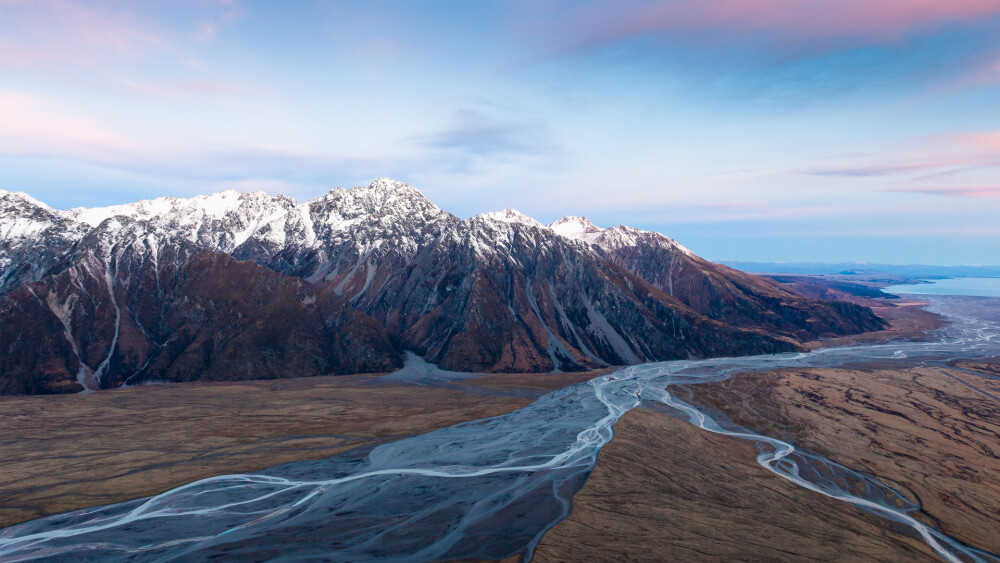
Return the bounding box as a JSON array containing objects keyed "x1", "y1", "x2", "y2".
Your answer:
[
  {"x1": 2, "y1": 295, "x2": 999, "y2": 562},
  {"x1": 884, "y1": 277, "x2": 1000, "y2": 298}
]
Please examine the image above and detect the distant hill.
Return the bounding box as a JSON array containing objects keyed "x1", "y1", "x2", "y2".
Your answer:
[{"x1": 720, "y1": 261, "x2": 1000, "y2": 278}]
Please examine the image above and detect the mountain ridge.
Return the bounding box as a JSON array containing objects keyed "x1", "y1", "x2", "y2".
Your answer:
[{"x1": 0, "y1": 179, "x2": 887, "y2": 394}]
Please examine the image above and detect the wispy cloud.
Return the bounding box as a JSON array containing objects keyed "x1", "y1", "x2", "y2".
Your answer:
[
  {"x1": 948, "y1": 131, "x2": 1000, "y2": 151},
  {"x1": 0, "y1": 0, "x2": 167, "y2": 69},
  {"x1": 513, "y1": 0, "x2": 1000, "y2": 105},
  {"x1": 0, "y1": 90, "x2": 136, "y2": 157},
  {"x1": 0, "y1": 89, "x2": 377, "y2": 185},
  {"x1": 534, "y1": 0, "x2": 1000, "y2": 54},
  {"x1": 803, "y1": 132, "x2": 1000, "y2": 180},
  {"x1": 416, "y1": 109, "x2": 557, "y2": 156},
  {"x1": 886, "y1": 185, "x2": 1000, "y2": 199},
  {"x1": 0, "y1": 0, "x2": 243, "y2": 98},
  {"x1": 804, "y1": 159, "x2": 970, "y2": 177}
]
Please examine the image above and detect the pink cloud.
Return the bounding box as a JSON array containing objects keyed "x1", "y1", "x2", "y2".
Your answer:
[
  {"x1": 887, "y1": 185, "x2": 1000, "y2": 199},
  {"x1": 545, "y1": 0, "x2": 1000, "y2": 53},
  {"x1": 805, "y1": 158, "x2": 974, "y2": 177},
  {"x1": 927, "y1": 50, "x2": 1000, "y2": 93},
  {"x1": 0, "y1": 0, "x2": 240, "y2": 69},
  {"x1": 0, "y1": 90, "x2": 137, "y2": 158},
  {"x1": 806, "y1": 130, "x2": 1000, "y2": 180},
  {"x1": 949, "y1": 131, "x2": 1000, "y2": 151},
  {"x1": 0, "y1": 89, "x2": 358, "y2": 184},
  {"x1": 0, "y1": 1, "x2": 248, "y2": 99},
  {"x1": 0, "y1": 0, "x2": 166, "y2": 69}
]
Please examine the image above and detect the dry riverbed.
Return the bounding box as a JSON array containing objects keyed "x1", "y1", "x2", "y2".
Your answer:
[
  {"x1": 685, "y1": 364, "x2": 1000, "y2": 555},
  {"x1": 0, "y1": 369, "x2": 605, "y2": 528},
  {"x1": 536, "y1": 361, "x2": 1000, "y2": 561},
  {"x1": 533, "y1": 407, "x2": 938, "y2": 562},
  {"x1": 0, "y1": 293, "x2": 955, "y2": 557}
]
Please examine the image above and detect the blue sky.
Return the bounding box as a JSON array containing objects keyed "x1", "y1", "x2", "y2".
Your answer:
[{"x1": 1, "y1": 0, "x2": 999, "y2": 264}]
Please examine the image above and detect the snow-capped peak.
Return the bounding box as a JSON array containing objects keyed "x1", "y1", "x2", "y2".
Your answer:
[
  {"x1": 477, "y1": 208, "x2": 544, "y2": 228},
  {"x1": 369, "y1": 177, "x2": 417, "y2": 193},
  {"x1": 322, "y1": 178, "x2": 423, "y2": 201},
  {"x1": 317, "y1": 178, "x2": 440, "y2": 215},
  {"x1": 548, "y1": 216, "x2": 603, "y2": 240},
  {"x1": 0, "y1": 189, "x2": 52, "y2": 210}
]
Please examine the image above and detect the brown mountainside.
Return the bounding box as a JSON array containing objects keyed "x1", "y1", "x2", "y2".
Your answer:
[
  {"x1": 0, "y1": 221, "x2": 399, "y2": 394},
  {"x1": 0, "y1": 182, "x2": 888, "y2": 394}
]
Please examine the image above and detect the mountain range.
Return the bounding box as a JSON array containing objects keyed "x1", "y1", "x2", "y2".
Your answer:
[{"x1": 0, "y1": 179, "x2": 885, "y2": 395}]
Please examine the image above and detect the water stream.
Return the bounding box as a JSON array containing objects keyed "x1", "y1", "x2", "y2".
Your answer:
[{"x1": 2, "y1": 295, "x2": 999, "y2": 562}]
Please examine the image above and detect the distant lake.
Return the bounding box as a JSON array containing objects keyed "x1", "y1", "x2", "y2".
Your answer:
[{"x1": 883, "y1": 277, "x2": 1000, "y2": 298}]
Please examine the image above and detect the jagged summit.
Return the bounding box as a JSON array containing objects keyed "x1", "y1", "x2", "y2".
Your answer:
[
  {"x1": 549, "y1": 215, "x2": 604, "y2": 243},
  {"x1": 0, "y1": 189, "x2": 52, "y2": 210},
  {"x1": 320, "y1": 178, "x2": 427, "y2": 204},
  {"x1": 370, "y1": 177, "x2": 420, "y2": 193},
  {"x1": 476, "y1": 208, "x2": 544, "y2": 228},
  {"x1": 317, "y1": 178, "x2": 439, "y2": 210}
]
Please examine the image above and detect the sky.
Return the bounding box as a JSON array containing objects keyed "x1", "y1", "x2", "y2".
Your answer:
[{"x1": 1, "y1": 0, "x2": 999, "y2": 265}]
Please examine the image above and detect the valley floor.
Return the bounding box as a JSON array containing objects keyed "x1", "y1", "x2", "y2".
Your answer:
[
  {"x1": 0, "y1": 369, "x2": 607, "y2": 528},
  {"x1": 535, "y1": 359, "x2": 1000, "y2": 561},
  {"x1": 1, "y1": 293, "x2": 968, "y2": 561}
]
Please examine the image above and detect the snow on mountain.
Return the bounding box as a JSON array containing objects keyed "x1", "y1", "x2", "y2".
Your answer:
[
  {"x1": 0, "y1": 190, "x2": 53, "y2": 210},
  {"x1": 549, "y1": 215, "x2": 694, "y2": 256},
  {"x1": 296, "y1": 179, "x2": 458, "y2": 291},
  {"x1": 306, "y1": 178, "x2": 456, "y2": 254},
  {"x1": 63, "y1": 189, "x2": 303, "y2": 253},
  {"x1": 455, "y1": 209, "x2": 551, "y2": 260},
  {"x1": 1, "y1": 191, "x2": 90, "y2": 292},
  {"x1": 548, "y1": 215, "x2": 603, "y2": 242},
  {"x1": 0, "y1": 178, "x2": 891, "y2": 388},
  {"x1": 1, "y1": 191, "x2": 61, "y2": 241},
  {"x1": 477, "y1": 208, "x2": 545, "y2": 228},
  {"x1": 3, "y1": 180, "x2": 712, "y2": 300},
  {"x1": 46, "y1": 179, "x2": 456, "y2": 287},
  {"x1": 2, "y1": 180, "x2": 705, "y2": 302}
]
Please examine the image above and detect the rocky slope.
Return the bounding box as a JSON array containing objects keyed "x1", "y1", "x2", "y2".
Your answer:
[
  {"x1": 549, "y1": 216, "x2": 886, "y2": 340},
  {"x1": 0, "y1": 217, "x2": 399, "y2": 394},
  {"x1": 0, "y1": 180, "x2": 886, "y2": 394},
  {"x1": 371, "y1": 209, "x2": 797, "y2": 372},
  {"x1": 0, "y1": 190, "x2": 89, "y2": 294}
]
